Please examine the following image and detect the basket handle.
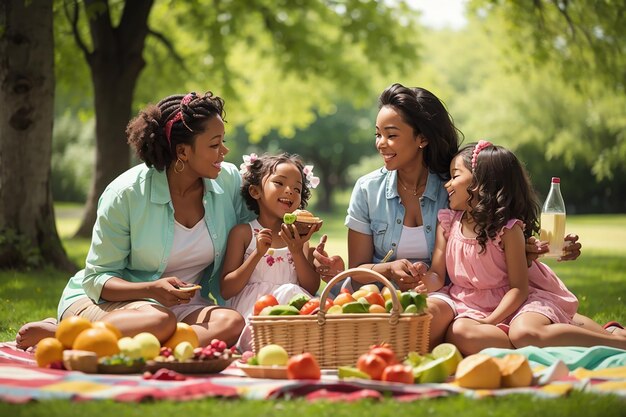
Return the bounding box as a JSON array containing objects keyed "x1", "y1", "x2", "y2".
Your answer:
[{"x1": 317, "y1": 267, "x2": 402, "y2": 325}]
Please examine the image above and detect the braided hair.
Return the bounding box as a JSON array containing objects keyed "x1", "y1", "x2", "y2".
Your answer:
[
  {"x1": 126, "y1": 91, "x2": 225, "y2": 171},
  {"x1": 241, "y1": 153, "x2": 312, "y2": 215}
]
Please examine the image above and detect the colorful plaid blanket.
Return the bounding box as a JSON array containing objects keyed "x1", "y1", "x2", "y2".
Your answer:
[{"x1": 0, "y1": 343, "x2": 624, "y2": 403}]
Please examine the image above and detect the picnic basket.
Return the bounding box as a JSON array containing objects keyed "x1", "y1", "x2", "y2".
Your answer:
[{"x1": 249, "y1": 268, "x2": 431, "y2": 368}]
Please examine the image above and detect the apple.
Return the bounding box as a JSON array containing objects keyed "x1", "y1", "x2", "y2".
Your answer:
[
  {"x1": 174, "y1": 341, "x2": 194, "y2": 362},
  {"x1": 117, "y1": 336, "x2": 142, "y2": 360},
  {"x1": 382, "y1": 364, "x2": 414, "y2": 384},
  {"x1": 286, "y1": 353, "x2": 321, "y2": 380},
  {"x1": 360, "y1": 284, "x2": 381, "y2": 293},
  {"x1": 357, "y1": 352, "x2": 387, "y2": 380},
  {"x1": 257, "y1": 344, "x2": 289, "y2": 366},
  {"x1": 133, "y1": 332, "x2": 161, "y2": 360}
]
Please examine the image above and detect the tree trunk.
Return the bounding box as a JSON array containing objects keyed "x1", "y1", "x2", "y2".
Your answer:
[
  {"x1": 73, "y1": 0, "x2": 153, "y2": 237},
  {"x1": 0, "y1": 0, "x2": 74, "y2": 271}
]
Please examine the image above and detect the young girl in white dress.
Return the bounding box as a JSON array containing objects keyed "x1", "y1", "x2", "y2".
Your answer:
[{"x1": 220, "y1": 153, "x2": 321, "y2": 349}]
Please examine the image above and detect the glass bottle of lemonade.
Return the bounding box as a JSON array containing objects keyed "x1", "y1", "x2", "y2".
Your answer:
[{"x1": 540, "y1": 177, "x2": 566, "y2": 257}]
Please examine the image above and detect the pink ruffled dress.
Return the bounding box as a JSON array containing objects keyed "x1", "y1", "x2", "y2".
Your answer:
[{"x1": 438, "y1": 209, "x2": 578, "y2": 325}]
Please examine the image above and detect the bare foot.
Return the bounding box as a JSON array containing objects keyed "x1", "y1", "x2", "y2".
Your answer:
[{"x1": 15, "y1": 318, "x2": 58, "y2": 350}]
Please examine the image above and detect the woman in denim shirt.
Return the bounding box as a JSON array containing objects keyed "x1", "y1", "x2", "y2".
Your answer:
[
  {"x1": 17, "y1": 92, "x2": 254, "y2": 349},
  {"x1": 314, "y1": 83, "x2": 583, "y2": 348}
]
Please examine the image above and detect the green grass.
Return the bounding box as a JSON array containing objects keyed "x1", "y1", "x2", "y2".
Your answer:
[{"x1": 1, "y1": 204, "x2": 625, "y2": 415}]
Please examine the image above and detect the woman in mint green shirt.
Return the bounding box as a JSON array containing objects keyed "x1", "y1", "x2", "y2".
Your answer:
[{"x1": 17, "y1": 91, "x2": 254, "y2": 349}]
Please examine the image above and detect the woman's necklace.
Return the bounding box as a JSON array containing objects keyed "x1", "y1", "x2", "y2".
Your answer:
[{"x1": 397, "y1": 177, "x2": 425, "y2": 197}]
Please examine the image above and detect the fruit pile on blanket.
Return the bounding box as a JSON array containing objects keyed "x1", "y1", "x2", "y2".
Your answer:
[{"x1": 34, "y1": 316, "x2": 237, "y2": 376}]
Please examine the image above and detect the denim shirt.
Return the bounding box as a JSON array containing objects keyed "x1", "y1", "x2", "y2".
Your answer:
[
  {"x1": 57, "y1": 162, "x2": 254, "y2": 319},
  {"x1": 345, "y1": 167, "x2": 449, "y2": 266}
]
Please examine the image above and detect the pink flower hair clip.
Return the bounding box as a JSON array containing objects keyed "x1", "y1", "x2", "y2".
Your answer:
[
  {"x1": 239, "y1": 153, "x2": 259, "y2": 174},
  {"x1": 303, "y1": 165, "x2": 320, "y2": 189},
  {"x1": 471, "y1": 140, "x2": 492, "y2": 171}
]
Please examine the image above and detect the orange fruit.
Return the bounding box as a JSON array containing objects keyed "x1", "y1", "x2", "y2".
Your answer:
[
  {"x1": 72, "y1": 327, "x2": 120, "y2": 358},
  {"x1": 55, "y1": 316, "x2": 92, "y2": 349},
  {"x1": 35, "y1": 337, "x2": 64, "y2": 367},
  {"x1": 163, "y1": 322, "x2": 199, "y2": 349},
  {"x1": 92, "y1": 321, "x2": 122, "y2": 340}
]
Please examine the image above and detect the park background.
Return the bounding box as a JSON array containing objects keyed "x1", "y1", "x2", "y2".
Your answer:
[{"x1": 1, "y1": 0, "x2": 625, "y2": 415}]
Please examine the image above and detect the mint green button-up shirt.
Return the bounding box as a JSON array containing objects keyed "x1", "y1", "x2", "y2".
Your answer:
[{"x1": 57, "y1": 162, "x2": 254, "y2": 319}]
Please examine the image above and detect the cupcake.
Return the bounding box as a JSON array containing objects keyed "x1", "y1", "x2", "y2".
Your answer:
[{"x1": 283, "y1": 209, "x2": 322, "y2": 236}]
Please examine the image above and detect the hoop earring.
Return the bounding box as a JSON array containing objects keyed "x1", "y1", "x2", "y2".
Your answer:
[{"x1": 174, "y1": 158, "x2": 185, "y2": 173}]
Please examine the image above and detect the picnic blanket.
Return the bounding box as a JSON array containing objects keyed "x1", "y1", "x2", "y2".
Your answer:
[{"x1": 0, "y1": 343, "x2": 624, "y2": 403}]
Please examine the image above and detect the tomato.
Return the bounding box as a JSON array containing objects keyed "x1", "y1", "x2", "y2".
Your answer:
[
  {"x1": 356, "y1": 353, "x2": 387, "y2": 380},
  {"x1": 286, "y1": 353, "x2": 321, "y2": 380},
  {"x1": 381, "y1": 364, "x2": 414, "y2": 384},
  {"x1": 363, "y1": 292, "x2": 386, "y2": 307},
  {"x1": 369, "y1": 346, "x2": 398, "y2": 366},
  {"x1": 299, "y1": 298, "x2": 333, "y2": 315},
  {"x1": 253, "y1": 294, "x2": 279, "y2": 316},
  {"x1": 333, "y1": 293, "x2": 356, "y2": 306}
]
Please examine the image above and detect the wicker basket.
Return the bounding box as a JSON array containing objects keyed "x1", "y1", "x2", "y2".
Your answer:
[{"x1": 249, "y1": 268, "x2": 431, "y2": 368}]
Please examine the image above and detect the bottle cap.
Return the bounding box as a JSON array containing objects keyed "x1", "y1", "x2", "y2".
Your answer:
[{"x1": 551, "y1": 177, "x2": 560, "y2": 183}]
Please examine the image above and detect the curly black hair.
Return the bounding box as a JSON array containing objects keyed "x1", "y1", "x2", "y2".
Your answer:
[
  {"x1": 378, "y1": 83, "x2": 462, "y2": 177},
  {"x1": 126, "y1": 91, "x2": 225, "y2": 171},
  {"x1": 241, "y1": 153, "x2": 312, "y2": 215},
  {"x1": 458, "y1": 142, "x2": 540, "y2": 253}
]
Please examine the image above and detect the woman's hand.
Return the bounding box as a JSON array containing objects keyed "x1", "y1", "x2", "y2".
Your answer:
[
  {"x1": 151, "y1": 276, "x2": 194, "y2": 307},
  {"x1": 387, "y1": 259, "x2": 422, "y2": 291},
  {"x1": 525, "y1": 233, "x2": 582, "y2": 266},
  {"x1": 559, "y1": 234, "x2": 582, "y2": 261},
  {"x1": 312, "y1": 234, "x2": 346, "y2": 282}
]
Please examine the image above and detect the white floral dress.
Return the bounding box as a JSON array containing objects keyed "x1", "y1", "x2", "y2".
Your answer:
[{"x1": 227, "y1": 219, "x2": 312, "y2": 320}]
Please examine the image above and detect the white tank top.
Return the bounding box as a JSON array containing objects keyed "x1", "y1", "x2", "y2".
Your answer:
[
  {"x1": 395, "y1": 225, "x2": 428, "y2": 262},
  {"x1": 162, "y1": 219, "x2": 214, "y2": 284}
]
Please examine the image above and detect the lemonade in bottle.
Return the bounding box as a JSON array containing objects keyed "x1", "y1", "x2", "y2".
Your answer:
[{"x1": 539, "y1": 177, "x2": 566, "y2": 258}]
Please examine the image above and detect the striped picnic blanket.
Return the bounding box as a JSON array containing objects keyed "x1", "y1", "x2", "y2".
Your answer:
[{"x1": 0, "y1": 343, "x2": 624, "y2": 403}]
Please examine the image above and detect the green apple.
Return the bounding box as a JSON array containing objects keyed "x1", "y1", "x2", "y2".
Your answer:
[
  {"x1": 257, "y1": 344, "x2": 289, "y2": 366},
  {"x1": 133, "y1": 332, "x2": 161, "y2": 360},
  {"x1": 174, "y1": 341, "x2": 194, "y2": 362},
  {"x1": 117, "y1": 336, "x2": 142, "y2": 360}
]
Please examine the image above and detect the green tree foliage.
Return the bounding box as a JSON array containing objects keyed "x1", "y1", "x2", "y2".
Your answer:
[
  {"x1": 247, "y1": 102, "x2": 377, "y2": 211},
  {"x1": 468, "y1": 0, "x2": 626, "y2": 92},
  {"x1": 58, "y1": 0, "x2": 422, "y2": 236}
]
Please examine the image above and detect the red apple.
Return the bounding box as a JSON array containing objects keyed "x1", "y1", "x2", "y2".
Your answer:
[
  {"x1": 382, "y1": 364, "x2": 414, "y2": 384},
  {"x1": 357, "y1": 353, "x2": 387, "y2": 380},
  {"x1": 286, "y1": 353, "x2": 321, "y2": 380}
]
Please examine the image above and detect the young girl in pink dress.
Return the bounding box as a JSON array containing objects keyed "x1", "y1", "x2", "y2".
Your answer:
[
  {"x1": 419, "y1": 141, "x2": 626, "y2": 355},
  {"x1": 220, "y1": 153, "x2": 321, "y2": 350}
]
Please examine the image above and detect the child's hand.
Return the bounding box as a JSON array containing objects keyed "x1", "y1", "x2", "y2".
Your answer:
[
  {"x1": 255, "y1": 228, "x2": 273, "y2": 256},
  {"x1": 279, "y1": 223, "x2": 308, "y2": 251},
  {"x1": 413, "y1": 281, "x2": 428, "y2": 294}
]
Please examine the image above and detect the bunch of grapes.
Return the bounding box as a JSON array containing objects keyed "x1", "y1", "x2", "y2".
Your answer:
[{"x1": 192, "y1": 339, "x2": 238, "y2": 361}]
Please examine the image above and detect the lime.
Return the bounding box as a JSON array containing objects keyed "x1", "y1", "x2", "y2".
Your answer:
[
  {"x1": 399, "y1": 292, "x2": 413, "y2": 309},
  {"x1": 341, "y1": 302, "x2": 369, "y2": 314},
  {"x1": 338, "y1": 366, "x2": 371, "y2": 380},
  {"x1": 431, "y1": 343, "x2": 463, "y2": 377},
  {"x1": 283, "y1": 213, "x2": 297, "y2": 224},
  {"x1": 403, "y1": 304, "x2": 419, "y2": 314},
  {"x1": 411, "y1": 292, "x2": 427, "y2": 313},
  {"x1": 412, "y1": 356, "x2": 448, "y2": 383},
  {"x1": 385, "y1": 299, "x2": 403, "y2": 313}
]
